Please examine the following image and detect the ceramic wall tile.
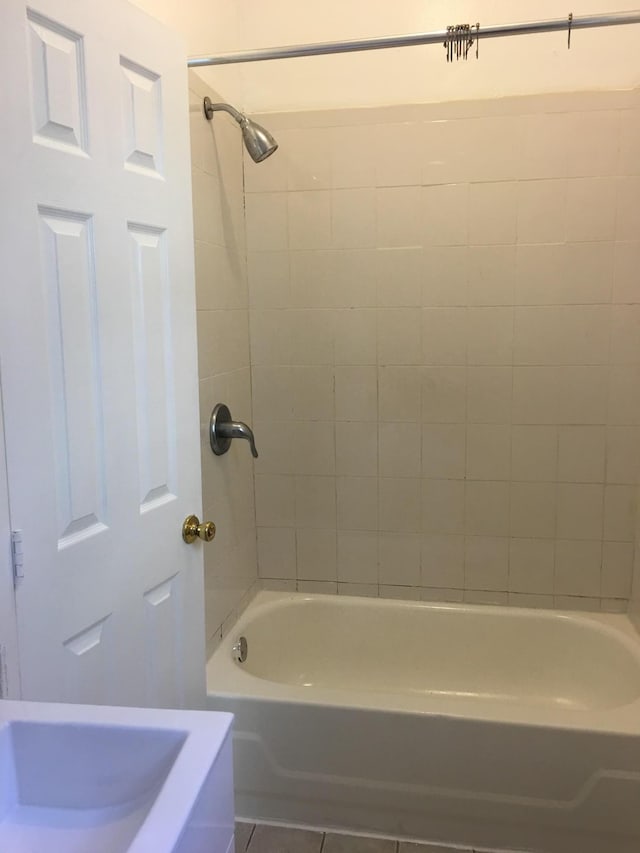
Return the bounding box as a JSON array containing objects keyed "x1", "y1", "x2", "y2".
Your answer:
[{"x1": 245, "y1": 92, "x2": 640, "y2": 611}]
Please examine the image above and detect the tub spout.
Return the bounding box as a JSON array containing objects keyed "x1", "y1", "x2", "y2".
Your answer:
[{"x1": 210, "y1": 403, "x2": 259, "y2": 458}]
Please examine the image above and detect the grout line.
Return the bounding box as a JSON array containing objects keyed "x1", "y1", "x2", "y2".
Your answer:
[{"x1": 244, "y1": 822, "x2": 514, "y2": 852}]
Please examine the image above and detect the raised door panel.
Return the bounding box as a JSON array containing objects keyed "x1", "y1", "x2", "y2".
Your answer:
[
  {"x1": 38, "y1": 207, "x2": 108, "y2": 547},
  {"x1": 26, "y1": 9, "x2": 88, "y2": 155},
  {"x1": 128, "y1": 222, "x2": 176, "y2": 512},
  {"x1": 120, "y1": 57, "x2": 163, "y2": 176},
  {"x1": 143, "y1": 573, "x2": 182, "y2": 708},
  {"x1": 61, "y1": 612, "x2": 116, "y2": 704}
]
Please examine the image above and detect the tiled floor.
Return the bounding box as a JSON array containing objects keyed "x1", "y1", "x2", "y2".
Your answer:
[{"x1": 235, "y1": 822, "x2": 486, "y2": 853}]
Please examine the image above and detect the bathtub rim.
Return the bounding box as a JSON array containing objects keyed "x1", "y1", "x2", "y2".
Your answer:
[{"x1": 206, "y1": 590, "x2": 640, "y2": 736}]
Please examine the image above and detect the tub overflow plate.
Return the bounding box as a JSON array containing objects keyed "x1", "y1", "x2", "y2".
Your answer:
[{"x1": 233, "y1": 636, "x2": 248, "y2": 663}]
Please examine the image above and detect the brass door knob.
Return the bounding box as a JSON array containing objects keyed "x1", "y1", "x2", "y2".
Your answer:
[{"x1": 182, "y1": 514, "x2": 216, "y2": 544}]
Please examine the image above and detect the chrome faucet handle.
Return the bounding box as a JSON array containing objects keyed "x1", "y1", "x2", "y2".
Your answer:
[
  {"x1": 225, "y1": 420, "x2": 258, "y2": 457},
  {"x1": 210, "y1": 403, "x2": 259, "y2": 458}
]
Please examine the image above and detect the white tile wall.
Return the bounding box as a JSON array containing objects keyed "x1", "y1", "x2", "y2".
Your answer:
[
  {"x1": 189, "y1": 73, "x2": 258, "y2": 655},
  {"x1": 244, "y1": 89, "x2": 640, "y2": 613}
]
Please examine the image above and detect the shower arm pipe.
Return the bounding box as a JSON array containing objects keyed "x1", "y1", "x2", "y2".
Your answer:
[
  {"x1": 187, "y1": 10, "x2": 640, "y2": 67},
  {"x1": 203, "y1": 101, "x2": 244, "y2": 123}
]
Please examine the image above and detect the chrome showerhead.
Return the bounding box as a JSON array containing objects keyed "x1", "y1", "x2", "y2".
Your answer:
[
  {"x1": 203, "y1": 97, "x2": 278, "y2": 163},
  {"x1": 238, "y1": 116, "x2": 278, "y2": 163}
]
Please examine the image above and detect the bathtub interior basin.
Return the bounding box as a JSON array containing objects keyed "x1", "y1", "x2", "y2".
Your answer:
[
  {"x1": 213, "y1": 592, "x2": 640, "y2": 714},
  {"x1": 0, "y1": 700, "x2": 234, "y2": 853}
]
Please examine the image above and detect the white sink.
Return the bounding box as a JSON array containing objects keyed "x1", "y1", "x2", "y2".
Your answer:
[{"x1": 0, "y1": 700, "x2": 234, "y2": 853}]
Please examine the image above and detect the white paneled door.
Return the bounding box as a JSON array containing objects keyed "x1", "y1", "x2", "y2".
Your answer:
[{"x1": 0, "y1": 0, "x2": 206, "y2": 707}]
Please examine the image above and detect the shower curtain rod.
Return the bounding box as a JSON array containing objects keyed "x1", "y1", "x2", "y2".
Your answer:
[{"x1": 187, "y1": 10, "x2": 640, "y2": 67}]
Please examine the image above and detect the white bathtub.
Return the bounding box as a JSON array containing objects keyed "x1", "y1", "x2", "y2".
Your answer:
[{"x1": 206, "y1": 591, "x2": 640, "y2": 853}]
